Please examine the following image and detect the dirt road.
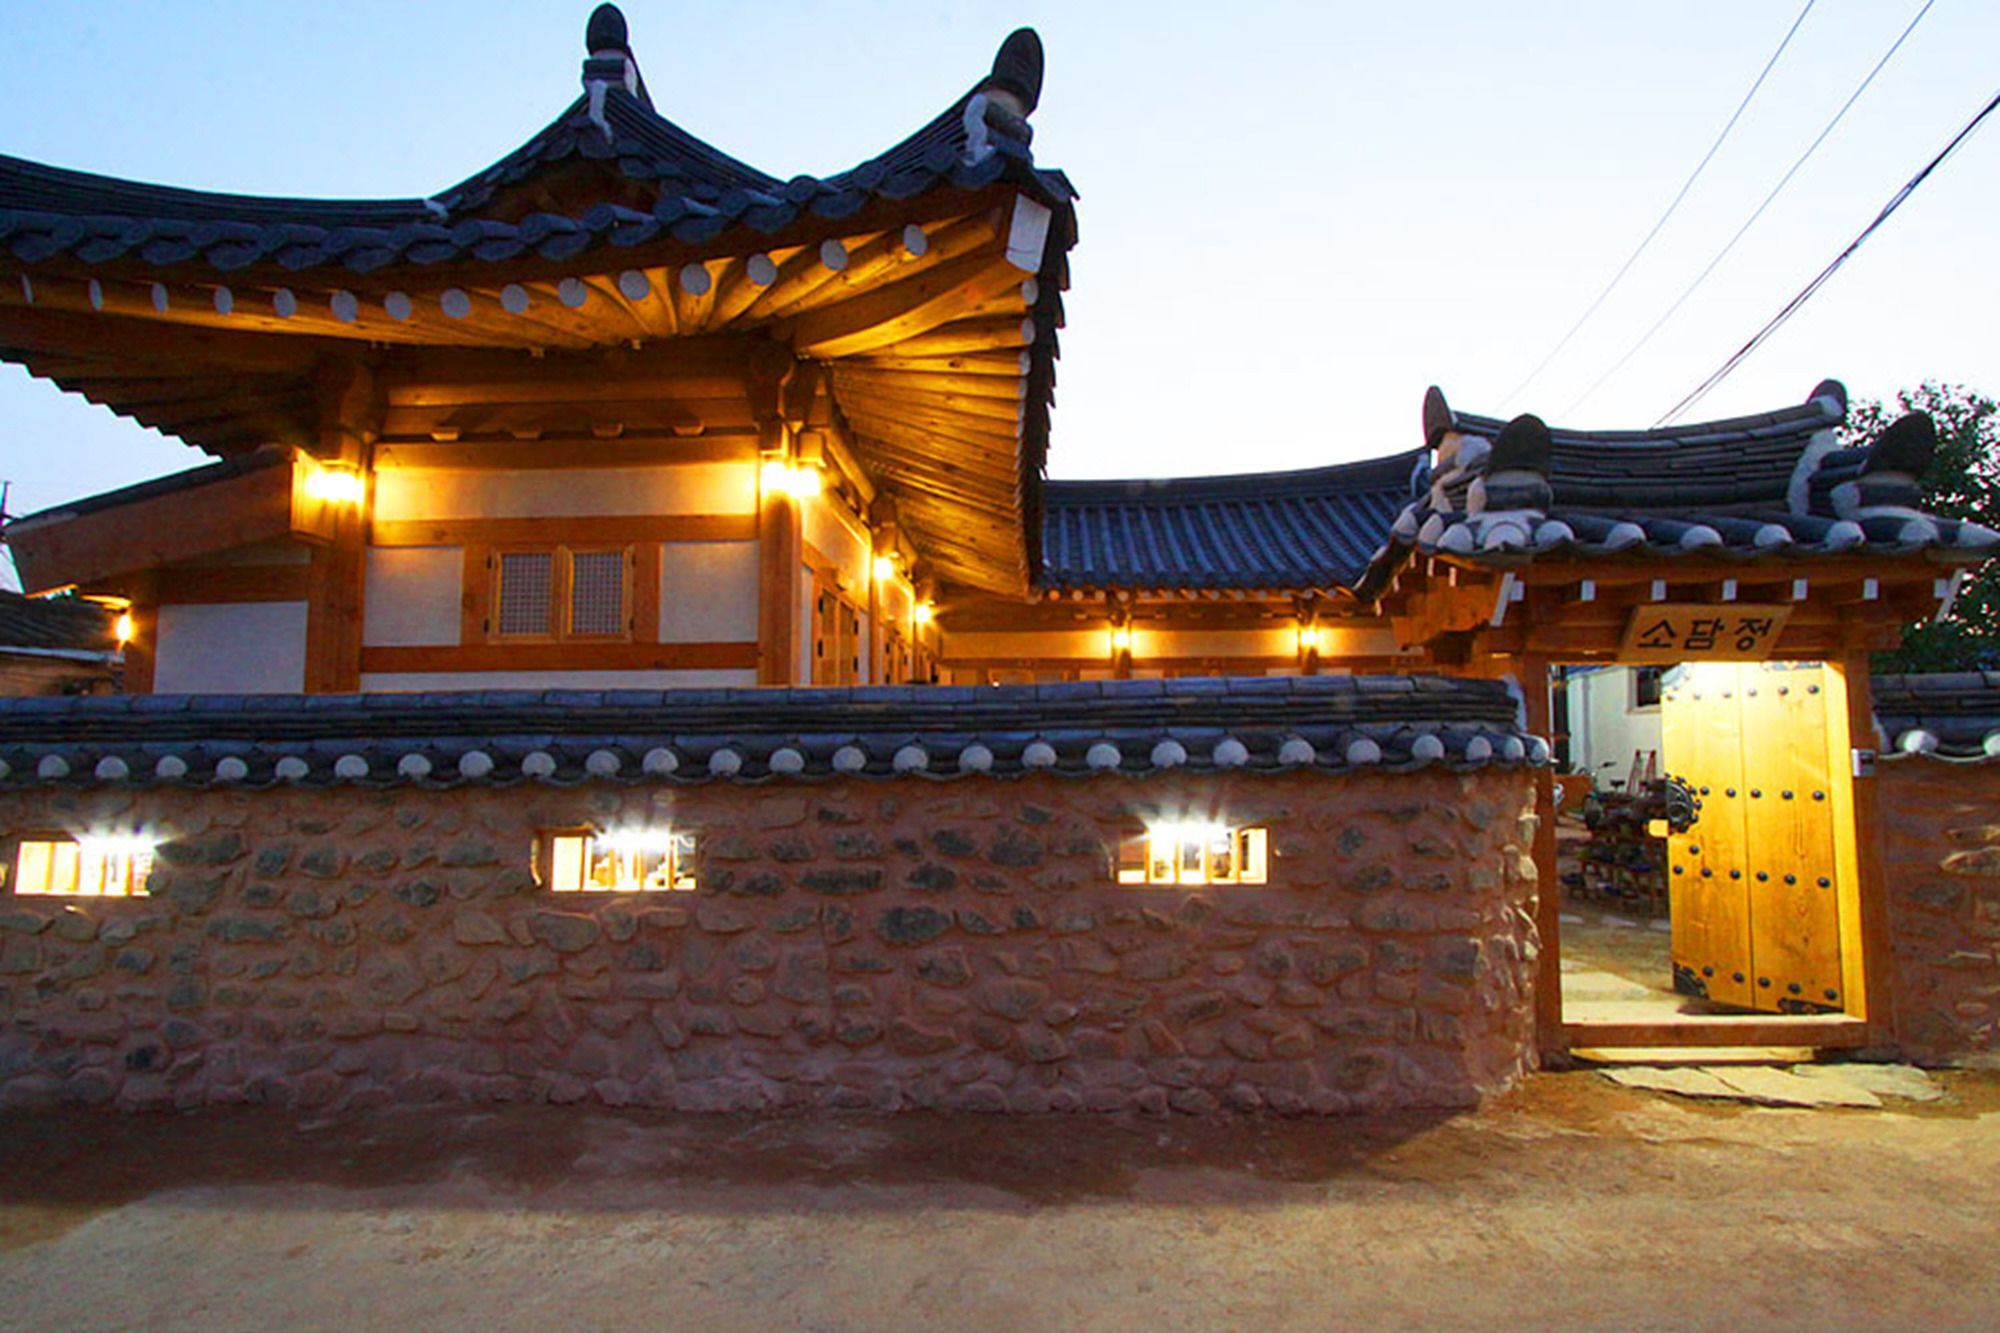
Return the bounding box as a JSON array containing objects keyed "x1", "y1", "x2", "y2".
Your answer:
[{"x1": 3, "y1": 1071, "x2": 1996, "y2": 1330}]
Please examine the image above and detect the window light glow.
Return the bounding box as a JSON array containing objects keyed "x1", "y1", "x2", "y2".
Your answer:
[
  {"x1": 12, "y1": 834, "x2": 156, "y2": 897},
  {"x1": 302, "y1": 464, "x2": 366, "y2": 505},
  {"x1": 760, "y1": 460, "x2": 824, "y2": 499},
  {"x1": 546, "y1": 828, "x2": 696, "y2": 893},
  {"x1": 1118, "y1": 823, "x2": 1268, "y2": 886}
]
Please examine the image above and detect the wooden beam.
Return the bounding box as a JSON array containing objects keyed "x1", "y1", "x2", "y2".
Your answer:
[
  {"x1": 369, "y1": 513, "x2": 757, "y2": 548},
  {"x1": 360, "y1": 642, "x2": 756, "y2": 674},
  {"x1": 1826, "y1": 655, "x2": 1899, "y2": 1039},
  {"x1": 4, "y1": 457, "x2": 297, "y2": 591},
  {"x1": 154, "y1": 565, "x2": 312, "y2": 604},
  {"x1": 1562, "y1": 1015, "x2": 1872, "y2": 1049},
  {"x1": 373, "y1": 435, "x2": 757, "y2": 471},
  {"x1": 787, "y1": 246, "x2": 1027, "y2": 360},
  {"x1": 1520, "y1": 654, "x2": 1565, "y2": 1064},
  {"x1": 303, "y1": 360, "x2": 376, "y2": 692},
  {"x1": 758, "y1": 492, "x2": 802, "y2": 685}
]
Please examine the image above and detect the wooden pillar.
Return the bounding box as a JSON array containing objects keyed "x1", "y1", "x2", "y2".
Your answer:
[
  {"x1": 303, "y1": 359, "x2": 375, "y2": 693},
  {"x1": 1827, "y1": 651, "x2": 1900, "y2": 1043},
  {"x1": 120, "y1": 575, "x2": 157, "y2": 695},
  {"x1": 1520, "y1": 653, "x2": 1566, "y2": 1062},
  {"x1": 757, "y1": 490, "x2": 802, "y2": 685}
]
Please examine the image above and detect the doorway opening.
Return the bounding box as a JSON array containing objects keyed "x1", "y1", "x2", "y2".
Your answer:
[{"x1": 1553, "y1": 660, "x2": 1872, "y2": 1044}]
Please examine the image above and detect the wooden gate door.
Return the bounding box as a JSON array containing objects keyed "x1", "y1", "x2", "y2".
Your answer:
[{"x1": 1662, "y1": 661, "x2": 1846, "y2": 1014}]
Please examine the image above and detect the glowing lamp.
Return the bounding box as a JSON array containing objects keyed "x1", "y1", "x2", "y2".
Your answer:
[
  {"x1": 1110, "y1": 627, "x2": 1133, "y2": 653},
  {"x1": 113, "y1": 611, "x2": 135, "y2": 644},
  {"x1": 760, "y1": 460, "x2": 823, "y2": 499},
  {"x1": 303, "y1": 465, "x2": 365, "y2": 505},
  {"x1": 873, "y1": 554, "x2": 898, "y2": 582},
  {"x1": 913, "y1": 602, "x2": 934, "y2": 626},
  {"x1": 1297, "y1": 625, "x2": 1333, "y2": 655}
]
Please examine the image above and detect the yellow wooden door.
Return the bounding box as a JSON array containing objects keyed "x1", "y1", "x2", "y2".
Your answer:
[{"x1": 1663, "y1": 661, "x2": 1845, "y2": 1014}]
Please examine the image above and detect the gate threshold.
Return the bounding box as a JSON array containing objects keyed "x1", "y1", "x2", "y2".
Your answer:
[{"x1": 1563, "y1": 1014, "x2": 1872, "y2": 1051}]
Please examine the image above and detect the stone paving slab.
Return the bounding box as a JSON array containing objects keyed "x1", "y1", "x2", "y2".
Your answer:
[{"x1": 1602, "y1": 1062, "x2": 1944, "y2": 1109}]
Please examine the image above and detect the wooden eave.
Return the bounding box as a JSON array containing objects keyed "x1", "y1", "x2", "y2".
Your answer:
[
  {"x1": 3, "y1": 452, "x2": 340, "y2": 593},
  {"x1": 1380, "y1": 551, "x2": 1963, "y2": 661},
  {"x1": 2, "y1": 187, "x2": 1061, "y2": 595}
]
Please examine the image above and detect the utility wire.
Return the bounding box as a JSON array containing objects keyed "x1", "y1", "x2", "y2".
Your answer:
[
  {"x1": 1561, "y1": 0, "x2": 1937, "y2": 418},
  {"x1": 1658, "y1": 85, "x2": 2000, "y2": 425},
  {"x1": 1495, "y1": 0, "x2": 1815, "y2": 413}
]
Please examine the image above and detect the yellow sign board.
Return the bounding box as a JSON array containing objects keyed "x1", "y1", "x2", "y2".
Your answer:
[{"x1": 1619, "y1": 604, "x2": 1793, "y2": 661}]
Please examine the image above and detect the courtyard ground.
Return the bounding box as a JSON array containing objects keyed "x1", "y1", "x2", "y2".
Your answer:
[{"x1": 2, "y1": 1068, "x2": 1997, "y2": 1331}]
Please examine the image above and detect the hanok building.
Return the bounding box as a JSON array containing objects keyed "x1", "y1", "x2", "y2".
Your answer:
[{"x1": 0, "y1": 6, "x2": 1994, "y2": 1113}]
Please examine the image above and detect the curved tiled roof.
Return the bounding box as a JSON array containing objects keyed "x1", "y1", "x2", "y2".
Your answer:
[
  {"x1": 1874, "y1": 672, "x2": 2000, "y2": 762},
  {"x1": 0, "y1": 590, "x2": 117, "y2": 655},
  {"x1": 0, "y1": 676, "x2": 1545, "y2": 789},
  {"x1": 1040, "y1": 451, "x2": 1423, "y2": 592},
  {"x1": 1359, "y1": 381, "x2": 2000, "y2": 593},
  {"x1": 0, "y1": 35, "x2": 1073, "y2": 278}
]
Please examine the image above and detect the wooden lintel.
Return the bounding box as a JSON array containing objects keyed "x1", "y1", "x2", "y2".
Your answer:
[
  {"x1": 1562, "y1": 1016, "x2": 1873, "y2": 1050},
  {"x1": 360, "y1": 641, "x2": 757, "y2": 675},
  {"x1": 369, "y1": 513, "x2": 758, "y2": 549},
  {"x1": 372, "y1": 435, "x2": 757, "y2": 471}
]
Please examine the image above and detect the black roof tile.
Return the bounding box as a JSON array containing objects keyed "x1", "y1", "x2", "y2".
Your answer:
[
  {"x1": 0, "y1": 590, "x2": 117, "y2": 654},
  {"x1": 0, "y1": 676, "x2": 1542, "y2": 787},
  {"x1": 1041, "y1": 450, "x2": 1423, "y2": 592}
]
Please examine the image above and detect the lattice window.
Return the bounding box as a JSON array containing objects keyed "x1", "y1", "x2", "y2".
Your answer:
[
  {"x1": 1117, "y1": 824, "x2": 1268, "y2": 886},
  {"x1": 543, "y1": 829, "x2": 696, "y2": 892},
  {"x1": 568, "y1": 550, "x2": 627, "y2": 637},
  {"x1": 492, "y1": 547, "x2": 631, "y2": 641},
  {"x1": 9, "y1": 835, "x2": 154, "y2": 897},
  {"x1": 496, "y1": 551, "x2": 555, "y2": 636}
]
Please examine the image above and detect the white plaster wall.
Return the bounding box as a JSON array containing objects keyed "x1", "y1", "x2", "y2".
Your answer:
[
  {"x1": 362, "y1": 547, "x2": 462, "y2": 647},
  {"x1": 154, "y1": 602, "x2": 308, "y2": 694},
  {"x1": 659, "y1": 541, "x2": 758, "y2": 644},
  {"x1": 358, "y1": 669, "x2": 759, "y2": 692},
  {"x1": 373, "y1": 463, "x2": 757, "y2": 522},
  {"x1": 803, "y1": 494, "x2": 871, "y2": 593},
  {"x1": 1567, "y1": 667, "x2": 1664, "y2": 788}
]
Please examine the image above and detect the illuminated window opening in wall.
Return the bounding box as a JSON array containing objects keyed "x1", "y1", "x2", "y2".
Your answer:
[
  {"x1": 544, "y1": 830, "x2": 697, "y2": 892},
  {"x1": 10, "y1": 835, "x2": 155, "y2": 897},
  {"x1": 1117, "y1": 824, "x2": 1268, "y2": 886}
]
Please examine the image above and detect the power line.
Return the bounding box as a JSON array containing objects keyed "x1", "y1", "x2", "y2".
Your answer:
[
  {"x1": 1658, "y1": 85, "x2": 2000, "y2": 425},
  {"x1": 1561, "y1": 0, "x2": 1937, "y2": 418},
  {"x1": 1495, "y1": 0, "x2": 1815, "y2": 413}
]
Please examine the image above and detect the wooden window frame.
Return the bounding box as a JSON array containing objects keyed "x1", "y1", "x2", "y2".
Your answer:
[
  {"x1": 5, "y1": 831, "x2": 155, "y2": 898},
  {"x1": 1116, "y1": 825, "x2": 1270, "y2": 886},
  {"x1": 488, "y1": 543, "x2": 637, "y2": 644},
  {"x1": 536, "y1": 826, "x2": 698, "y2": 893}
]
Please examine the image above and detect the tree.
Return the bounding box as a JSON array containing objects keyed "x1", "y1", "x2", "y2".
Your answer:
[{"x1": 1841, "y1": 382, "x2": 2000, "y2": 672}]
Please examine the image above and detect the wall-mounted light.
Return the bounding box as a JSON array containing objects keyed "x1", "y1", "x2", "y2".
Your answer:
[
  {"x1": 1110, "y1": 626, "x2": 1133, "y2": 653},
  {"x1": 760, "y1": 460, "x2": 823, "y2": 500},
  {"x1": 873, "y1": 554, "x2": 898, "y2": 583},
  {"x1": 1296, "y1": 625, "x2": 1333, "y2": 656},
  {"x1": 302, "y1": 462, "x2": 366, "y2": 506},
  {"x1": 113, "y1": 611, "x2": 135, "y2": 645},
  {"x1": 913, "y1": 602, "x2": 934, "y2": 626}
]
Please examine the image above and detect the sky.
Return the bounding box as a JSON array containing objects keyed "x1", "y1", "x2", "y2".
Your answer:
[{"x1": 1, "y1": 0, "x2": 1995, "y2": 588}]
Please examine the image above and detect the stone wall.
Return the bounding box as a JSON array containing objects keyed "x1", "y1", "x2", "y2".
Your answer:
[
  {"x1": 1877, "y1": 761, "x2": 2000, "y2": 1066},
  {"x1": 0, "y1": 770, "x2": 1541, "y2": 1114}
]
